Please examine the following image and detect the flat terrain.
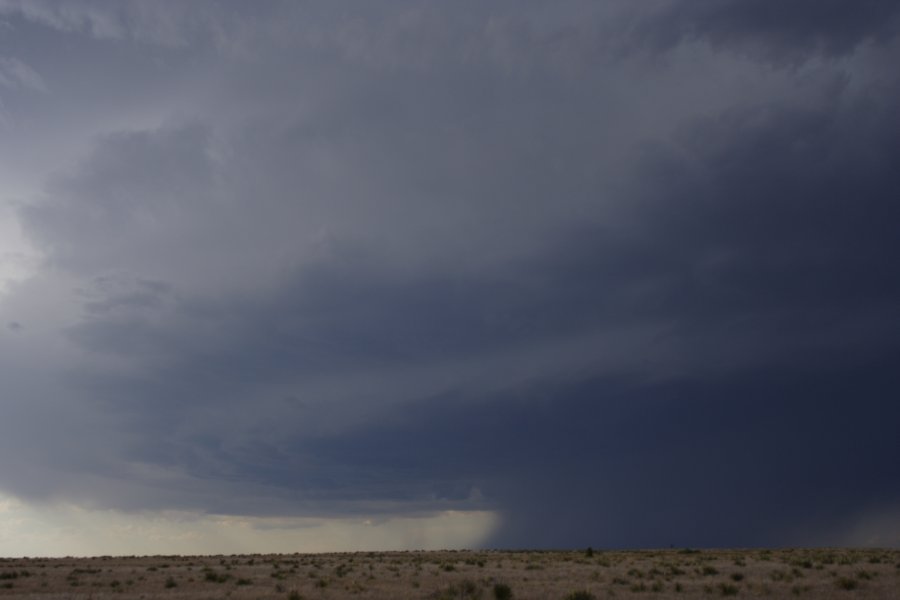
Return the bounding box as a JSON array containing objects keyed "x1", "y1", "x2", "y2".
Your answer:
[{"x1": 0, "y1": 548, "x2": 897, "y2": 599}]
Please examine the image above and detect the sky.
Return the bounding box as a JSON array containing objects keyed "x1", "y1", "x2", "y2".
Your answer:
[{"x1": 0, "y1": 0, "x2": 899, "y2": 556}]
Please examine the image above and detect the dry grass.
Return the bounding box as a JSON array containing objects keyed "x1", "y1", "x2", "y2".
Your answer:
[{"x1": 0, "y1": 548, "x2": 897, "y2": 599}]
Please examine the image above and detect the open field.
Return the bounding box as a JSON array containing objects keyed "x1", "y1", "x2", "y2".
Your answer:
[{"x1": 0, "y1": 548, "x2": 897, "y2": 599}]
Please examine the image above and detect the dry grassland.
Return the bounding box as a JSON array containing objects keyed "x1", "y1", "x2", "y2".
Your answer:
[{"x1": 0, "y1": 548, "x2": 897, "y2": 599}]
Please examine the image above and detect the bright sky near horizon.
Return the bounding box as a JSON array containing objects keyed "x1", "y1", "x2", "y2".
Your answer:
[{"x1": 0, "y1": 0, "x2": 899, "y2": 556}]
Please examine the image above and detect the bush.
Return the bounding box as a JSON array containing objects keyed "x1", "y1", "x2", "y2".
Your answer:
[
  {"x1": 564, "y1": 592, "x2": 595, "y2": 600},
  {"x1": 836, "y1": 577, "x2": 858, "y2": 590},
  {"x1": 204, "y1": 570, "x2": 230, "y2": 583},
  {"x1": 718, "y1": 583, "x2": 738, "y2": 596},
  {"x1": 493, "y1": 582, "x2": 513, "y2": 600},
  {"x1": 430, "y1": 579, "x2": 482, "y2": 600}
]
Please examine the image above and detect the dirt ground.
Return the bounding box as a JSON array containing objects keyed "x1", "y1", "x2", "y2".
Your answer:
[{"x1": 0, "y1": 548, "x2": 897, "y2": 599}]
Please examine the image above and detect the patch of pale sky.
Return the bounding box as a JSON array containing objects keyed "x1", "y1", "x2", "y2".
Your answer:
[{"x1": 0, "y1": 492, "x2": 497, "y2": 557}]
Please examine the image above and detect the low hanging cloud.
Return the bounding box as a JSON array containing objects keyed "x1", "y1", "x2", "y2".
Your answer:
[{"x1": 0, "y1": 0, "x2": 898, "y2": 552}]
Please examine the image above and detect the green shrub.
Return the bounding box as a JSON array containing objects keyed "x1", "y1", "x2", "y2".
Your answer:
[{"x1": 564, "y1": 591, "x2": 595, "y2": 600}]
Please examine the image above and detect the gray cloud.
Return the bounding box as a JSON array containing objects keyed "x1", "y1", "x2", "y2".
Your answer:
[
  {"x1": 0, "y1": 0, "x2": 898, "y2": 549},
  {"x1": 633, "y1": 0, "x2": 900, "y2": 63},
  {"x1": 0, "y1": 57, "x2": 45, "y2": 90}
]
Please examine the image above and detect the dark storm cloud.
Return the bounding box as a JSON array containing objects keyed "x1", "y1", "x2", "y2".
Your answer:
[
  {"x1": 296, "y1": 90, "x2": 900, "y2": 547},
  {"x1": 45, "y1": 87, "x2": 900, "y2": 538},
  {"x1": 306, "y1": 362, "x2": 900, "y2": 548},
  {"x1": 635, "y1": 0, "x2": 900, "y2": 63},
  {"x1": 478, "y1": 92, "x2": 900, "y2": 546},
  {"x1": 2, "y1": 1, "x2": 899, "y2": 549}
]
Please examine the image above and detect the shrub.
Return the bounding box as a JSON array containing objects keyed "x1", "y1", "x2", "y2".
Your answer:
[
  {"x1": 493, "y1": 582, "x2": 513, "y2": 600},
  {"x1": 430, "y1": 579, "x2": 482, "y2": 600},
  {"x1": 164, "y1": 577, "x2": 177, "y2": 588},
  {"x1": 564, "y1": 591, "x2": 595, "y2": 600},
  {"x1": 718, "y1": 583, "x2": 738, "y2": 596},
  {"x1": 204, "y1": 570, "x2": 230, "y2": 583},
  {"x1": 836, "y1": 577, "x2": 858, "y2": 590},
  {"x1": 460, "y1": 579, "x2": 480, "y2": 597}
]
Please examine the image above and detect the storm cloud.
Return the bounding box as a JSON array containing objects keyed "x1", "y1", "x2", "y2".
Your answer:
[{"x1": 0, "y1": 0, "x2": 898, "y2": 552}]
